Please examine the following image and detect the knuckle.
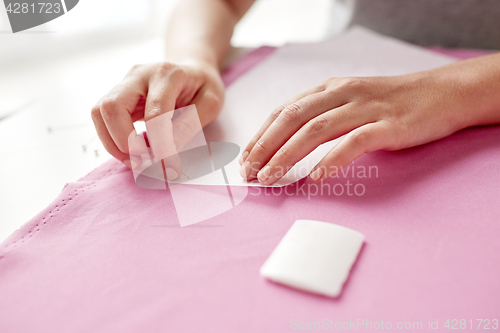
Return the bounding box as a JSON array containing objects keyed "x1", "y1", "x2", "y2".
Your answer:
[
  {"x1": 321, "y1": 77, "x2": 337, "y2": 88},
  {"x1": 127, "y1": 63, "x2": 142, "y2": 74},
  {"x1": 277, "y1": 145, "x2": 292, "y2": 161},
  {"x1": 170, "y1": 67, "x2": 187, "y2": 82},
  {"x1": 91, "y1": 105, "x2": 101, "y2": 119},
  {"x1": 317, "y1": 82, "x2": 327, "y2": 91},
  {"x1": 305, "y1": 116, "x2": 329, "y2": 133},
  {"x1": 350, "y1": 129, "x2": 371, "y2": 146},
  {"x1": 252, "y1": 140, "x2": 268, "y2": 157},
  {"x1": 157, "y1": 62, "x2": 175, "y2": 73},
  {"x1": 339, "y1": 77, "x2": 367, "y2": 92},
  {"x1": 151, "y1": 62, "x2": 175, "y2": 79},
  {"x1": 280, "y1": 103, "x2": 303, "y2": 122},
  {"x1": 144, "y1": 106, "x2": 162, "y2": 122},
  {"x1": 271, "y1": 105, "x2": 286, "y2": 119},
  {"x1": 154, "y1": 63, "x2": 186, "y2": 82},
  {"x1": 366, "y1": 100, "x2": 385, "y2": 116},
  {"x1": 100, "y1": 98, "x2": 119, "y2": 116}
]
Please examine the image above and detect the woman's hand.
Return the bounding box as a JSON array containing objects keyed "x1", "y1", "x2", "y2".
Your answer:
[
  {"x1": 91, "y1": 60, "x2": 224, "y2": 179},
  {"x1": 239, "y1": 58, "x2": 500, "y2": 185}
]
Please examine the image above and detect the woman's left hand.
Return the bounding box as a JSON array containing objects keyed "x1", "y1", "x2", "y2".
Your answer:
[{"x1": 239, "y1": 67, "x2": 485, "y2": 184}]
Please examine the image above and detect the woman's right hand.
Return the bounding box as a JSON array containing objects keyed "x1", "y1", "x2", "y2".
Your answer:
[{"x1": 91, "y1": 60, "x2": 225, "y2": 180}]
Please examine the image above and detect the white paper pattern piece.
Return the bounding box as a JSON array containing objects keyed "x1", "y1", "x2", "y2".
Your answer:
[
  {"x1": 198, "y1": 27, "x2": 454, "y2": 187},
  {"x1": 260, "y1": 220, "x2": 365, "y2": 297}
]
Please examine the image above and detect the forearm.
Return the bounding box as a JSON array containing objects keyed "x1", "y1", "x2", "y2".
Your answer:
[
  {"x1": 422, "y1": 53, "x2": 500, "y2": 129},
  {"x1": 164, "y1": 0, "x2": 254, "y2": 69}
]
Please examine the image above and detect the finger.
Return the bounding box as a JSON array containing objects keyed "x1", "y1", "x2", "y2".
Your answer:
[
  {"x1": 309, "y1": 121, "x2": 391, "y2": 182},
  {"x1": 127, "y1": 129, "x2": 150, "y2": 169},
  {"x1": 239, "y1": 84, "x2": 326, "y2": 165},
  {"x1": 144, "y1": 67, "x2": 188, "y2": 180},
  {"x1": 99, "y1": 79, "x2": 148, "y2": 155},
  {"x1": 254, "y1": 104, "x2": 375, "y2": 185},
  {"x1": 241, "y1": 90, "x2": 346, "y2": 181},
  {"x1": 145, "y1": 110, "x2": 182, "y2": 181},
  {"x1": 171, "y1": 86, "x2": 221, "y2": 151},
  {"x1": 91, "y1": 104, "x2": 133, "y2": 166}
]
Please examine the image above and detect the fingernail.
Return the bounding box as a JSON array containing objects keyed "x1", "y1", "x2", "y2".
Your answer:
[
  {"x1": 165, "y1": 168, "x2": 178, "y2": 181},
  {"x1": 257, "y1": 165, "x2": 271, "y2": 184},
  {"x1": 240, "y1": 161, "x2": 250, "y2": 179},
  {"x1": 310, "y1": 167, "x2": 324, "y2": 182},
  {"x1": 239, "y1": 151, "x2": 249, "y2": 165}
]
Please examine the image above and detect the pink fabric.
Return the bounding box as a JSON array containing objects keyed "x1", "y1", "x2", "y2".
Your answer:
[
  {"x1": 428, "y1": 46, "x2": 496, "y2": 60},
  {"x1": 221, "y1": 46, "x2": 276, "y2": 86},
  {"x1": 1, "y1": 47, "x2": 499, "y2": 333}
]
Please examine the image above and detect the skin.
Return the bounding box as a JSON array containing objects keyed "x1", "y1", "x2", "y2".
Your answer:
[
  {"x1": 240, "y1": 54, "x2": 500, "y2": 184},
  {"x1": 91, "y1": 0, "x2": 500, "y2": 184},
  {"x1": 91, "y1": 0, "x2": 254, "y2": 179}
]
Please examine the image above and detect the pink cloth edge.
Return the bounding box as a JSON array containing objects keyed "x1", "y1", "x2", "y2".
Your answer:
[
  {"x1": 428, "y1": 46, "x2": 496, "y2": 60},
  {"x1": 0, "y1": 163, "x2": 123, "y2": 252},
  {"x1": 221, "y1": 46, "x2": 277, "y2": 86}
]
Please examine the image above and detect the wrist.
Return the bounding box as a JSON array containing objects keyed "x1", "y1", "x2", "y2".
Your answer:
[
  {"x1": 411, "y1": 68, "x2": 484, "y2": 132},
  {"x1": 177, "y1": 57, "x2": 219, "y2": 74},
  {"x1": 427, "y1": 55, "x2": 500, "y2": 129},
  {"x1": 165, "y1": 44, "x2": 219, "y2": 69}
]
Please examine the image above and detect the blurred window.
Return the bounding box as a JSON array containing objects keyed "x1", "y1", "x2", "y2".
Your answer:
[
  {"x1": 44, "y1": 0, "x2": 151, "y2": 35},
  {"x1": 1, "y1": 0, "x2": 346, "y2": 67}
]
